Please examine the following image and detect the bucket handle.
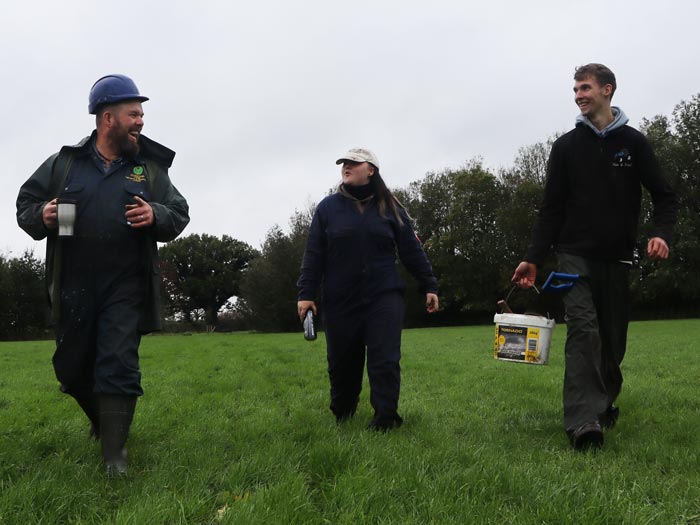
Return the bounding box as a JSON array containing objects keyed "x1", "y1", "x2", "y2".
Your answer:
[{"x1": 498, "y1": 283, "x2": 540, "y2": 313}]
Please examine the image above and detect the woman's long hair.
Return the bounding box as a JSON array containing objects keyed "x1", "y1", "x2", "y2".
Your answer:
[{"x1": 371, "y1": 168, "x2": 405, "y2": 226}]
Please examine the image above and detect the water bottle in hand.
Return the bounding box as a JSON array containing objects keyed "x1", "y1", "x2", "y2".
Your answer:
[{"x1": 303, "y1": 310, "x2": 316, "y2": 341}]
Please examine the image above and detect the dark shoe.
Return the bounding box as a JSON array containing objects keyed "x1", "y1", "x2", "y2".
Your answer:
[
  {"x1": 332, "y1": 401, "x2": 358, "y2": 425},
  {"x1": 599, "y1": 405, "x2": 619, "y2": 430},
  {"x1": 367, "y1": 414, "x2": 404, "y2": 432},
  {"x1": 569, "y1": 421, "x2": 604, "y2": 451},
  {"x1": 99, "y1": 395, "x2": 137, "y2": 478},
  {"x1": 335, "y1": 411, "x2": 355, "y2": 424}
]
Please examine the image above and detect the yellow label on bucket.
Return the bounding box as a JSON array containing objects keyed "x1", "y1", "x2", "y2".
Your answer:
[
  {"x1": 494, "y1": 324, "x2": 528, "y2": 360},
  {"x1": 494, "y1": 324, "x2": 500, "y2": 357},
  {"x1": 525, "y1": 327, "x2": 540, "y2": 362}
]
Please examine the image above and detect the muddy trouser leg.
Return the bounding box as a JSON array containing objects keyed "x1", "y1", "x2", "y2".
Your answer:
[
  {"x1": 365, "y1": 291, "x2": 405, "y2": 426},
  {"x1": 325, "y1": 309, "x2": 365, "y2": 419},
  {"x1": 557, "y1": 253, "x2": 608, "y2": 434},
  {"x1": 93, "y1": 275, "x2": 144, "y2": 397},
  {"x1": 53, "y1": 275, "x2": 100, "y2": 435}
]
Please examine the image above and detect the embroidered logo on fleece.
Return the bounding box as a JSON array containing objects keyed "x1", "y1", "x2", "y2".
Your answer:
[
  {"x1": 612, "y1": 149, "x2": 632, "y2": 168},
  {"x1": 125, "y1": 165, "x2": 146, "y2": 182}
]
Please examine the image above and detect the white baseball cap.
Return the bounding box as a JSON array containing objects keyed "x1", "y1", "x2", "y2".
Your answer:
[{"x1": 336, "y1": 147, "x2": 380, "y2": 170}]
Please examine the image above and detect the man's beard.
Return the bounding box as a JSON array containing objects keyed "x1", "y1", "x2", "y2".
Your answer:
[{"x1": 108, "y1": 120, "x2": 140, "y2": 160}]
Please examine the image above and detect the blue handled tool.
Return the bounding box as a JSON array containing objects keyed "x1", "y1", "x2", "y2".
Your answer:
[{"x1": 542, "y1": 272, "x2": 579, "y2": 292}]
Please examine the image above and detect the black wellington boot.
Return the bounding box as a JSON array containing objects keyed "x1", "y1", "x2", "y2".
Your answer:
[
  {"x1": 99, "y1": 395, "x2": 137, "y2": 478},
  {"x1": 70, "y1": 391, "x2": 100, "y2": 439}
]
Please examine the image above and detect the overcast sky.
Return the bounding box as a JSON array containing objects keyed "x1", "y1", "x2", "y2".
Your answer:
[{"x1": 2, "y1": 0, "x2": 699, "y2": 258}]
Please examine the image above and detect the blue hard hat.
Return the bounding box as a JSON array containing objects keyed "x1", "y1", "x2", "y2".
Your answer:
[{"x1": 88, "y1": 74, "x2": 149, "y2": 114}]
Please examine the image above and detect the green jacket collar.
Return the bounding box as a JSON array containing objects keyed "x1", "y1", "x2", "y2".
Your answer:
[{"x1": 60, "y1": 130, "x2": 176, "y2": 168}]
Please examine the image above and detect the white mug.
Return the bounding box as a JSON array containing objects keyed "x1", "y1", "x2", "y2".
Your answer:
[{"x1": 57, "y1": 199, "x2": 77, "y2": 237}]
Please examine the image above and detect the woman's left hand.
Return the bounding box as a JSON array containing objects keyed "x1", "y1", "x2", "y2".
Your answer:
[{"x1": 425, "y1": 293, "x2": 439, "y2": 313}]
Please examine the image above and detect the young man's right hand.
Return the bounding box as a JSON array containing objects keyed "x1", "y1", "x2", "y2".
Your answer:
[{"x1": 512, "y1": 261, "x2": 537, "y2": 288}]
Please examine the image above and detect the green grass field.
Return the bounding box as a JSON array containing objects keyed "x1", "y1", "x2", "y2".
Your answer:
[{"x1": 1, "y1": 320, "x2": 699, "y2": 524}]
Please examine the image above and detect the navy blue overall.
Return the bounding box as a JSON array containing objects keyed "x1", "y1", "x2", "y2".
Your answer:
[
  {"x1": 53, "y1": 144, "x2": 149, "y2": 397},
  {"x1": 298, "y1": 191, "x2": 438, "y2": 424}
]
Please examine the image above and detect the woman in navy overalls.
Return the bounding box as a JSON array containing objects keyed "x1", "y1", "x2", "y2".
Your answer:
[{"x1": 297, "y1": 148, "x2": 439, "y2": 430}]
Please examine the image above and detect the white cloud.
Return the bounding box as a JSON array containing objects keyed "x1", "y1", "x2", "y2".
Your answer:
[{"x1": 3, "y1": 0, "x2": 699, "y2": 257}]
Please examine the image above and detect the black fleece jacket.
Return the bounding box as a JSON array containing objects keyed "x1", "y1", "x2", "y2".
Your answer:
[{"x1": 525, "y1": 124, "x2": 678, "y2": 266}]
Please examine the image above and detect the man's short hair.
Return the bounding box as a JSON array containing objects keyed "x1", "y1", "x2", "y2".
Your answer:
[
  {"x1": 95, "y1": 102, "x2": 124, "y2": 126},
  {"x1": 574, "y1": 63, "x2": 617, "y2": 98}
]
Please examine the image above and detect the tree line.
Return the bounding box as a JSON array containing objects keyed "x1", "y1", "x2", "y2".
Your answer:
[{"x1": 3, "y1": 94, "x2": 698, "y2": 339}]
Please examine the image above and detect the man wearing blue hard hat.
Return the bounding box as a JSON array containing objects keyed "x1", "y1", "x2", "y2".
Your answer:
[{"x1": 16, "y1": 74, "x2": 190, "y2": 477}]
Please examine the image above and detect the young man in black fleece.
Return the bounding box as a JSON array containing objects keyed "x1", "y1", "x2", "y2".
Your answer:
[{"x1": 511, "y1": 63, "x2": 678, "y2": 450}]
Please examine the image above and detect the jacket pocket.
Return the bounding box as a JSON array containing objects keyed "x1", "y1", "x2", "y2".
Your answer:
[
  {"x1": 124, "y1": 181, "x2": 152, "y2": 201},
  {"x1": 60, "y1": 182, "x2": 85, "y2": 199}
]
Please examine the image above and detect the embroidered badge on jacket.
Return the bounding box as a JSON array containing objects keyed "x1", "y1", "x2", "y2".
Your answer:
[
  {"x1": 612, "y1": 149, "x2": 633, "y2": 168},
  {"x1": 126, "y1": 166, "x2": 146, "y2": 182}
]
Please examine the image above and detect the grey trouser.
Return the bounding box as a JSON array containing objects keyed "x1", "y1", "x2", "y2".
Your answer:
[{"x1": 557, "y1": 253, "x2": 631, "y2": 432}]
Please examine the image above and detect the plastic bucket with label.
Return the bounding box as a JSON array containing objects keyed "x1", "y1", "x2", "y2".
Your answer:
[{"x1": 493, "y1": 313, "x2": 555, "y2": 365}]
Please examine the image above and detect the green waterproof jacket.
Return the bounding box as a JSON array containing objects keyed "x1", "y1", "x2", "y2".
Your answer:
[{"x1": 16, "y1": 131, "x2": 190, "y2": 333}]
